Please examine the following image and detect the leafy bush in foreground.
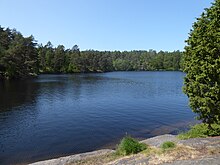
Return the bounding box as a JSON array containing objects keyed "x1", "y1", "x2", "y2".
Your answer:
[{"x1": 116, "y1": 136, "x2": 147, "y2": 156}]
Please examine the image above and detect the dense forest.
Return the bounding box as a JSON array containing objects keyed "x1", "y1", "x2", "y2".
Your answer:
[{"x1": 0, "y1": 26, "x2": 183, "y2": 79}]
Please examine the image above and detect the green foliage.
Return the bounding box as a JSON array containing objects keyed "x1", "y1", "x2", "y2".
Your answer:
[
  {"x1": 116, "y1": 136, "x2": 147, "y2": 156},
  {"x1": 113, "y1": 59, "x2": 132, "y2": 71},
  {"x1": 29, "y1": 43, "x2": 184, "y2": 75},
  {"x1": 0, "y1": 26, "x2": 38, "y2": 79},
  {"x1": 161, "y1": 141, "x2": 176, "y2": 150},
  {"x1": 178, "y1": 123, "x2": 220, "y2": 140},
  {"x1": 183, "y1": 0, "x2": 220, "y2": 125}
]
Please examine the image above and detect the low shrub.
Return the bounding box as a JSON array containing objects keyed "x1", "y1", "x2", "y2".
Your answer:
[
  {"x1": 178, "y1": 123, "x2": 220, "y2": 140},
  {"x1": 116, "y1": 136, "x2": 147, "y2": 156},
  {"x1": 161, "y1": 141, "x2": 176, "y2": 150}
]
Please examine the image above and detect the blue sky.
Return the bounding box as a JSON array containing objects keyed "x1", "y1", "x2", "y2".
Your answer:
[{"x1": 0, "y1": 0, "x2": 213, "y2": 51}]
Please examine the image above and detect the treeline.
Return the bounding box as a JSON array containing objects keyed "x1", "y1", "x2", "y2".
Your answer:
[{"x1": 0, "y1": 26, "x2": 183, "y2": 79}]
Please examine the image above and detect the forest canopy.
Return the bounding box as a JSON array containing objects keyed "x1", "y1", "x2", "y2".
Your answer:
[{"x1": 0, "y1": 26, "x2": 183, "y2": 79}]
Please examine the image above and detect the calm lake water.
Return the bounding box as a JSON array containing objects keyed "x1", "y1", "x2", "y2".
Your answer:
[{"x1": 0, "y1": 71, "x2": 196, "y2": 164}]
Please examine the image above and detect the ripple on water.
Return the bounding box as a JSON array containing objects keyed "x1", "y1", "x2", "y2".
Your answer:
[{"x1": 0, "y1": 72, "x2": 195, "y2": 164}]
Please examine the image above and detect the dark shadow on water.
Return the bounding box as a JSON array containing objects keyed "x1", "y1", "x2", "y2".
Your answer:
[{"x1": 0, "y1": 80, "x2": 40, "y2": 112}]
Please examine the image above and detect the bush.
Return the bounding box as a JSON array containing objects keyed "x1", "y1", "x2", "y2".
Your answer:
[
  {"x1": 116, "y1": 136, "x2": 147, "y2": 156},
  {"x1": 178, "y1": 123, "x2": 220, "y2": 140},
  {"x1": 161, "y1": 141, "x2": 176, "y2": 150}
]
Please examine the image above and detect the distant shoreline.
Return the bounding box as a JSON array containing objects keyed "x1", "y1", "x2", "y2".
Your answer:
[{"x1": 0, "y1": 70, "x2": 184, "y2": 81}]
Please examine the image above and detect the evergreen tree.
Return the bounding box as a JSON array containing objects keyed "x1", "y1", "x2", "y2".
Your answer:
[
  {"x1": 53, "y1": 45, "x2": 65, "y2": 72},
  {"x1": 183, "y1": 0, "x2": 220, "y2": 126},
  {"x1": 1, "y1": 30, "x2": 38, "y2": 79}
]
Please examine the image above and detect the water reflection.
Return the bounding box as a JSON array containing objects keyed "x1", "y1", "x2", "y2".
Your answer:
[{"x1": 0, "y1": 80, "x2": 39, "y2": 112}]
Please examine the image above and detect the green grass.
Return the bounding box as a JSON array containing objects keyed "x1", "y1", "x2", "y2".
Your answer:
[
  {"x1": 161, "y1": 141, "x2": 176, "y2": 150},
  {"x1": 116, "y1": 136, "x2": 147, "y2": 156},
  {"x1": 178, "y1": 123, "x2": 220, "y2": 140}
]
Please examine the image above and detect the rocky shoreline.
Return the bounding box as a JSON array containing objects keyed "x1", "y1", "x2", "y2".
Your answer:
[{"x1": 29, "y1": 134, "x2": 220, "y2": 165}]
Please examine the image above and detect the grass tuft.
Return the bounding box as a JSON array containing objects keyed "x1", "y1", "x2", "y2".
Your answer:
[
  {"x1": 161, "y1": 141, "x2": 176, "y2": 150},
  {"x1": 116, "y1": 136, "x2": 147, "y2": 156}
]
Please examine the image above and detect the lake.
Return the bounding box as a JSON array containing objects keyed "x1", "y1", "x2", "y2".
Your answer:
[{"x1": 0, "y1": 71, "x2": 196, "y2": 164}]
